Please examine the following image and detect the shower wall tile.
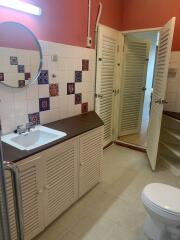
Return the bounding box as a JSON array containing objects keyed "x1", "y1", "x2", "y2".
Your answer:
[{"x1": 0, "y1": 40, "x2": 96, "y2": 134}]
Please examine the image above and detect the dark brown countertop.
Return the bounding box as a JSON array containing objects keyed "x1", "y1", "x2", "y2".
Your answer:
[
  {"x1": 163, "y1": 111, "x2": 180, "y2": 121},
  {"x1": 2, "y1": 111, "x2": 103, "y2": 163}
]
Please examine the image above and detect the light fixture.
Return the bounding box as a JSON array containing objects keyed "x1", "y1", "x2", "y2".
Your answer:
[{"x1": 0, "y1": 0, "x2": 42, "y2": 16}]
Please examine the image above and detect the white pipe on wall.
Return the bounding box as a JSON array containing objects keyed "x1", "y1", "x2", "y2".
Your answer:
[
  {"x1": 95, "y1": 2, "x2": 102, "y2": 33},
  {"x1": 87, "y1": 0, "x2": 92, "y2": 48},
  {"x1": 95, "y1": 2, "x2": 103, "y2": 48}
]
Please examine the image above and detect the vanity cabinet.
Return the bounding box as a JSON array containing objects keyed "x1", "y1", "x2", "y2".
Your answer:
[{"x1": 6, "y1": 126, "x2": 103, "y2": 240}]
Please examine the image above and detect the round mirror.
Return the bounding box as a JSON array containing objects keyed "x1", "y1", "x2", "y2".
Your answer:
[{"x1": 0, "y1": 22, "x2": 42, "y2": 88}]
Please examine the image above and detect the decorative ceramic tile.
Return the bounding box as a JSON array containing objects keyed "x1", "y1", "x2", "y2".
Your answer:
[
  {"x1": 38, "y1": 70, "x2": 49, "y2": 84},
  {"x1": 10, "y1": 56, "x2": 18, "y2": 65},
  {"x1": 18, "y1": 65, "x2": 25, "y2": 73},
  {"x1": 67, "y1": 83, "x2": 75, "y2": 95},
  {"x1": 81, "y1": 102, "x2": 88, "y2": 114},
  {"x1": 75, "y1": 93, "x2": 82, "y2": 105},
  {"x1": 18, "y1": 80, "x2": 25, "y2": 88},
  {"x1": 25, "y1": 73, "x2": 31, "y2": 80},
  {"x1": 82, "y1": 59, "x2": 89, "y2": 71},
  {"x1": 28, "y1": 112, "x2": 40, "y2": 125},
  {"x1": 39, "y1": 97, "x2": 50, "y2": 112},
  {"x1": 49, "y1": 83, "x2": 59, "y2": 97},
  {"x1": 0, "y1": 73, "x2": 4, "y2": 81},
  {"x1": 75, "y1": 71, "x2": 82, "y2": 82}
]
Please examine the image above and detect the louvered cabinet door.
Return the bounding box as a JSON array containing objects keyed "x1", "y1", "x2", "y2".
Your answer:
[
  {"x1": 79, "y1": 127, "x2": 104, "y2": 198},
  {"x1": 96, "y1": 25, "x2": 119, "y2": 146},
  {"x1": 147, "y1": 18, "x2": 176, "y2": 170},
  {"x1": 5, "y1": 155, "x2": 44, "y2": 240},
  {"x1": 119, "y1": 38, "x2": 150, "y2": 136},
  {"x1": 43, "y1": 138, "x2": 78, "y2": 226},
  {"x1": 5, "y1": 171, "x2": 18, "y2": 240},
  {"x1": 17, "y1": 155, "x2": 44, "y2": 240}
]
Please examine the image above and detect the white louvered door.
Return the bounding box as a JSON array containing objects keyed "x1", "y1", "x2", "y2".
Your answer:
[
  {"x1": 6, "y1": 155, "x2": 44, "y2": 240},
  {"x1": 43, "y1": 138, "x2": 78, "y2": 226},
  {"x1": 79, "y1": 127, "x2": 103, "y2": 198},
  {"x1": 119, "y1": 38, "x2": 150, "y2": 136},
  {"x1": 147, "y1": 18, "x2": 176, "y2": 170},
  {"x1": 96, "y1": 25, "x2": 119, "y2": 146}
]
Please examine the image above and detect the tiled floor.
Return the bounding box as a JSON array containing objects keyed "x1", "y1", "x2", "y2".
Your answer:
[
  {"x1": 34, "y1": 144, "x2": 180, "y2": 240},
  {"x1": 118, "y1": 118, "x2": 148, "y2": 147}
]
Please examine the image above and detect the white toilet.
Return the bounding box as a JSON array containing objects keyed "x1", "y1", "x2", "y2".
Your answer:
[{"x1": 142, "y1": 183, "x2": 180, "y2": 240}]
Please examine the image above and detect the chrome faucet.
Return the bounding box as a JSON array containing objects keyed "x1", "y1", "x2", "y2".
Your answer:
[
  {"x1": 16, "y1": 123, "x2": 35, "y2": 134},
  {"x1": 26, "y1": 122, "x2": 35, "y2": 132}
]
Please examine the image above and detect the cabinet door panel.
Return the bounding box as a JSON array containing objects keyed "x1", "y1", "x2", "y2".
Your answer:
[
  {"x1": 17, "y1": 157, "x2": 44, "y2": 240},
  {"x1": 43, "y1": 138, "x2": 78, "y2": 226},
  {"x1": 5, "y1": 155, "x2": 44, "y2": 240},
  {"x1": 79, "y1": 127, "x2": 103, "y2": 197}
]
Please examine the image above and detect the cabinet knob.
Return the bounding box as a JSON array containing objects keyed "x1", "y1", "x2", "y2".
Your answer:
[
  {"x1": 44, "y1": 185, "x2": 50, "y2": 190},
  {"x1": 37, "y1": 189, "x2": 43, "y2": 195}
]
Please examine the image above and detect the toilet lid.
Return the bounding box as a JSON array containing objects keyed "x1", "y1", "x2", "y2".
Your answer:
[{"x1": 143, "y1": 183, "x2": 180, "y2": 214}]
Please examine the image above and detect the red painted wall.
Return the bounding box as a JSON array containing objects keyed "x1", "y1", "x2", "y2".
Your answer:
[
  {"x1": 0, "y1": 0, "x2": 122, "y2": 48},
  {"x1": 121, "y1": 0, "x2": 180, "y2": 50}
]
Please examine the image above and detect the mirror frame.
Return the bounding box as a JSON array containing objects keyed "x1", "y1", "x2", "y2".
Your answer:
[{"x1": 0, "y1": 21, "x2": 43, "y2": 88}]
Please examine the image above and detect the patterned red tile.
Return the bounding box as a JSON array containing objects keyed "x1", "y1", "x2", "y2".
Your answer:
[
  {"x1": 0, "y1": 73, "x2": 4, "y2": 81},
  {"x1": 49, "y1": 83, "x2": 59, "y2": 97},
  {"x1": 25, "y1": 73, "x2": 31, "y2": 80},
  {"x1": 81, "y1": 102, "x2": 88, "y2": 114},
  {"x1": 18, "y1": 80, "x2": 25, "y2": 88},
  {"x1": 82, "y1": 59, "x2": 89, "y2": 71}
]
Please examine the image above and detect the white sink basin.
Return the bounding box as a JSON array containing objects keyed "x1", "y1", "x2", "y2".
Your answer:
[{"x1": 1, "y1": 125, "x2": 67, "y2": 151}]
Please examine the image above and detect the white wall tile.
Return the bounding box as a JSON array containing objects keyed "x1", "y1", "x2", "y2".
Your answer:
[
  {"x1": 38, "y1": 85, "x2": 49, "y2": 98},
  {"x1": 0, "y1": 40, "x2": 96, "y2": 134}
]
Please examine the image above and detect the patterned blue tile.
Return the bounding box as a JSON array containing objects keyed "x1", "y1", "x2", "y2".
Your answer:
[
  {"x1": 39, "y1": 97, "x2": 50, "y2": 112},
  {"x1": 10, "y1": 56, "x2": 18, "y2": 65},
  {"x1": 75, "y1": 71, "x2": 82, "y2": 82},
  {"x1": 18, "y1": 65, "x2": 25, "y2": 73},
  {"x1": 67, "y1": 83, "x2": 75, "y2": 95},
  {"x1": 75, "y1": 93, "x2": 82, "y2": 105},
  {"x1": 38, "y1": 70, "x2": 49, "y2": 84},
  {"x1": 28, "y1": 112, "x2": 40, "y2": 125}
]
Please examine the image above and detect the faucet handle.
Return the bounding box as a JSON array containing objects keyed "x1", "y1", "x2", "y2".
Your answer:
[{"x1": 17, "y1": 124, "x2": 23, "y2": 129}]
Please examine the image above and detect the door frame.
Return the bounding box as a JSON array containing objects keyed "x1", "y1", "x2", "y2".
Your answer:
[
  {"x1": 95, "y1": 26, "x2": 162, "y2": 145},
  {"x1": 116, "y1": 27, "x2": 161, "y2": 143}
]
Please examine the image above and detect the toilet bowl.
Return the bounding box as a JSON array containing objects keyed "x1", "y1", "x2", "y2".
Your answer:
[{"x1": 142, "y1": 183, "x2": 180, "y2": 240}]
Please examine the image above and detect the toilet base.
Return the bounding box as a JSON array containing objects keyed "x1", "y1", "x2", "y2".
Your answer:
[
  {"x1": 144, "y1": 216, "x2": 170, "y2": 240},
  {"x1": 144, "y1": 216, "x2": 180, "y2": 240}
]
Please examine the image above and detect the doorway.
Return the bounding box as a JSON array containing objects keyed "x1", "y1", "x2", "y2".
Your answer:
[{"x1": 118, "y1": 31, "x2": 159, "y2": 148}]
